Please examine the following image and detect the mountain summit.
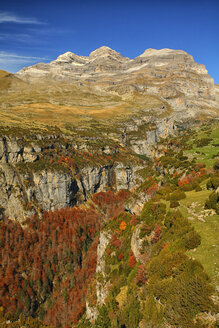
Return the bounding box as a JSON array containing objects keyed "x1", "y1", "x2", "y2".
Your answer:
[
  {"x1": 53, "y1": 52, "x2": 88, "y2": 64},
  {"x1": 15, "y1": 47, "x2": 218, "y2": 119},
  {"x1": 139, "y1": 48, "x2": 190, "y2": 57},
  {"x1": 89, "y1": 46, "x2": 119, "y2": 58}
]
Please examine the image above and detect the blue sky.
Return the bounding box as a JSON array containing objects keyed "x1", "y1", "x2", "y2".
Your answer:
[{"x1": 0, "y1": 0, "x2": 219, "y2": 83}]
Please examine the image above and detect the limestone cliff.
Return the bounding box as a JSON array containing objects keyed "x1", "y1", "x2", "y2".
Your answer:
[
  {"x1": 86, "y1": 230, "x2": 112, "y2": 322},
  {"x1": 0, "y1": 113, "x2": 176, "y2": 221},
  {"x1": 0, "y1": 137, "x2": 141, "y2": 221}
]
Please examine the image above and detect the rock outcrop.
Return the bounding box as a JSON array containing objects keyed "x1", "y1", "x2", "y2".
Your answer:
[
  {"x1": 0, "y1": 113, "x2": 176, "y2": 221},
  {"x1": 86, "y1": 230, "x2": 112, "y2": 322},
  {"x1": 0, "y1": 163, "x2": 142, "y2": 221},
  {"x1": 0, "y1": 134, "x2": 143, "y2": 221},
  {"x1": 129, "y1": 117, "x2": 175, "y2": 156}
]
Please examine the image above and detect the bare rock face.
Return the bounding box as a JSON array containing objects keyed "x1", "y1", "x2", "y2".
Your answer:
[
  {"x1": 0, "y1": 135, "x2": 143, "y2": 221},
  {"x1": 16, "y1": 46, "x2": 218, "y2": 119},
  {"x1": 86, "y1": 230, "x2": 112, "y2": 322}
]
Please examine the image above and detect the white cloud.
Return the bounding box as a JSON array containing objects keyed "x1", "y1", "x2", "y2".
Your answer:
[
  {"x1": 0, "y1": 52, "x2": 48, "y2": 61},
  {"x1": 0, "y1": 52, "x2": 50, "y2": 72},
  {"x1": 0, "y1": 12, "x2": 45, "y2": 24},
  {"x1": 0, "y1": 33, "x2": 31, "y2": 41}
]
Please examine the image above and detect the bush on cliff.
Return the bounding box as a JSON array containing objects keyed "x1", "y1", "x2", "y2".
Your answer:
[{"x1": 169, "y1": 189, "x2": 186, "y2": 201}]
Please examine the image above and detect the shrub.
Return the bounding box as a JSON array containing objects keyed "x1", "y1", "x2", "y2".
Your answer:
[
  {"x1": 94, "y1": 305, "x2": 110, "y2": 328},
  {"x1": 118, "y1": 253, "x2": 124, "y2": 261},
  {"x1": 119, "y1": 289, "x2": 142, "y2": 328},
  {"x1": 195, "y1": 185, "x2": 202, "y2": 192},
  {"x1": 157, "y1": 188, "x2": 168, "y2": 197},
  {"x1": 120, "y1": 221, "x2": 127, "y2": 231},
  {"x1": 170, "y1": 190, "x2": 186, "y2": 201},
  {"x1": 139, "y1": 228, "x2": 146, "y2": 239},
  {"x1": 170, "y1": 200, "x2": 180, "y2": 208},
  {"x1": 213, "y1": 160, "x2": 219, "y2": 171},
  {"x1": 152, "y1": 224, "x2": 162, "y2": 243},
  {"x1": 195, "y1": 138, "x2": 212, "y2": 147},
  {"x1": 180, "y1": 183, "x2": 193, "y2": 191},
  {"x1": 205, "y1": 191, "x2": 219, "y2": 213},
  {"x1": 143, "y1": 294, "x2": 164, "y2": 326},
  {"x1": 183, "y1": 230, "x2": 201, "y2": 250},
  {"x1": 139, "y1": 224, "x2": 152, "y2": 239},
  {"x1": 195, "y1": 162, "x2": 206, "y2": 170},
  {"x1": 140, "y1": 201, "x2": 166, "y2": 225},
  {"x1": 135, "y1": 265, "x2": 147, "y2": 286},
  {"x1": 206, "y1": 176, "x2": 219, "y2": 190}
]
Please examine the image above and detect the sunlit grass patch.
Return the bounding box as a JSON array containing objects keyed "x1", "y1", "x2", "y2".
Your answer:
[{"x1": 187, "y1": 214, "x2": 219, "y2": 284}]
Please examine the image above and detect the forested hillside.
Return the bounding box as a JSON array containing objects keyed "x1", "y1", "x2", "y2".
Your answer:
[{"x1": 0, "y1": 122, "x2": 218, "y2": 327}]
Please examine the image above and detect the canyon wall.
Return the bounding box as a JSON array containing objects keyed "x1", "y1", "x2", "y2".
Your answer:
[{"x1": 0, "y1": 117, "x2": 175, "y2": 221}]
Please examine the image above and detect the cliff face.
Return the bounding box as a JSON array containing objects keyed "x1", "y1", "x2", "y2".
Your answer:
[
  {"x1": 0, "y1": 160, "x2": 140, "y2": 221},
  {"x1": 86, "y1": 230, "x2": 112, "y2": 322},
  {"x1": 0, "y1": 144, "x2": 136, "y2": 221},
  {"x1": 0, "y1": 114, "x2": 176, "y2": 221},
  {"x1": 129, "y1": 117, "x2": 175, "y2": 156}
]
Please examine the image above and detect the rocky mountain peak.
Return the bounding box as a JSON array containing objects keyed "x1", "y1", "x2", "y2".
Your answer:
[
  {"x1": 139, "y1": 48, "x2": 188, "y2": 57},
  {"x1": 89, "y1": 46, "x2": 129, "y2": 62},
  {"x1": 89, "y1": 46, "x2": 118, "y2": 58},
  {"x1": 14, "y1": 46, "x2": 218, "y2": 118},
  {"x1": 138, "y1": 48, "x2": 194, "y2": 64},
  {"x1": 52, "y1": 51, "x2": 88, "y2": 65}
]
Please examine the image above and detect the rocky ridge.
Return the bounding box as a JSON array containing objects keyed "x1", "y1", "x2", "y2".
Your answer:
[{"x1": 16, "y1": 46, "x2": 218, "y2": 119}]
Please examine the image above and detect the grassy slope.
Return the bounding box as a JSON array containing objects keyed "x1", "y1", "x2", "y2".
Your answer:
[
  {"x1": 0, "y1": 72, "x2": 170, "y2": 134},
  {"x1": 161, "y1": 187, "x2": 219, "y2": 284},
  {"x1": 171, "y1": 125, "x2": 219, "y2": 284},
  {"x1": 160, "y1": 125, "x2": 219, "y2": 284},
  {"x1": 179, "y1": 187, "x2": 219, "y2": 285},
  {"x1": 185, "y1": 125, "x2": 219, "y2": 168}
]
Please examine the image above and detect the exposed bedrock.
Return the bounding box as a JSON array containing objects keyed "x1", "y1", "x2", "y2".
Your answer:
[{"x1": 0, "y1": 117, "x2": 175, "y2": 221}]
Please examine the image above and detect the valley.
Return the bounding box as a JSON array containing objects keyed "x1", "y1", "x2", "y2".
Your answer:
[{"x1": 0, "y1": 47, "x2": 218, "y2": 328}]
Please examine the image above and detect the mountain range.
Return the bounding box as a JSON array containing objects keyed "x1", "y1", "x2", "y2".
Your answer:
[{"x1": 0, "y1": 47, "x2": 218, "y2": 128}]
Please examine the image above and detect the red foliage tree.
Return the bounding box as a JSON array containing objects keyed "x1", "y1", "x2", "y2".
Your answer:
[
  {"x1": 92, "y1": 190, "x2": 130, "y2": 218},
  {"x1": 136, "y1": 264, "x2": 147, "y2": 285},
  {"x1": 118, "y1": 253, "x2": 124, "y2": 261},
  {"x1": 152, "y1": 224, "x2": 162, "y2": 243},
  {"x1": 128, "y1": 251, "x2": 137, "y2": 268},
  {"x1": 0, "y1": 205, "x2": 103, "y2": 327},
  {"x1": 146, "y1": 183, "x2": 159, "y2": 196}
]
